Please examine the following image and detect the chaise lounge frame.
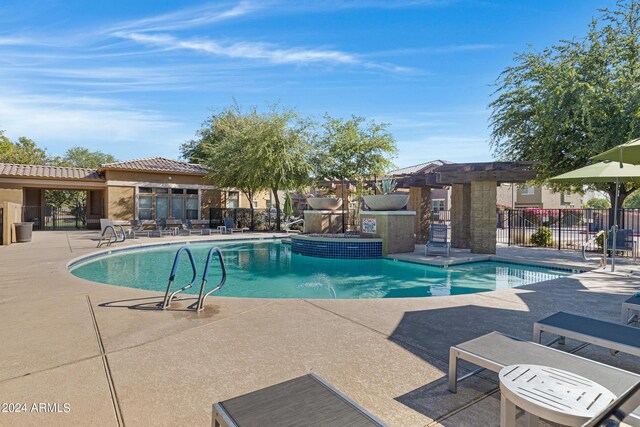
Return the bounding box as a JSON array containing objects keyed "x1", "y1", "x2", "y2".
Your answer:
[{"x1": 448, "y1": 331, "x2": 640, "y2": 425}]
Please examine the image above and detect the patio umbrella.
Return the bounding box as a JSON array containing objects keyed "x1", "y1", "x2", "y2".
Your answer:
[
  {"x1": 550, "y1": 161, "x2": 640, "y2": 271},
  {"x1": 591, "y1": 138, "x2": 640, "y2": 165},
  {"x1": 283, "y1": 192, "x2": 293, "y2": 218}
]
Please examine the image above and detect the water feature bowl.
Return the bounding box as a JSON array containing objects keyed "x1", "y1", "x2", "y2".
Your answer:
[
  {"x1": 362, "y1": 194, "x2": 409, "y2": 211},
  {"x1": 307, "y1": 197, "x2": 343, "y2": 210}
]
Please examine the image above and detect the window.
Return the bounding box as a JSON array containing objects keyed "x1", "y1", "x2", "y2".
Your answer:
[
  {"x1": 521, "y1": 186, "x2": 535, "y2": 196},
  {"x1": 432, "y1": 199, "x2": 445, "y2": 211},
  {"x1": 227, "y1": 191, "x2": 240, "y2": 208},
  {"x1": 136, "y1": 187, "x2": 200, "y2": 220},
  {"x1": 252, "y1": 199, "x2": 259, "y2": 208},
  {"x1": 139, "y1": 196, "x2": 153, "y2": 220}
]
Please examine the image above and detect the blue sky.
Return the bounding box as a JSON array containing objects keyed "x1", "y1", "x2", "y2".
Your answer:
[{"x1": 0, "y1": 0, "x2": 616, "y2": 168}]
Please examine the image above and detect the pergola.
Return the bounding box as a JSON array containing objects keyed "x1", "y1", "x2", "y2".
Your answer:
[{"x1": 396, "y1": 162, "x2": 537, "y2": 254}]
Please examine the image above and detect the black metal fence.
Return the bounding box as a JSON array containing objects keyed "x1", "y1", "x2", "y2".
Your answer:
[
  {"x1": 210, "y1": 207, "x2": 361, "y2": 232},
  {"x1": 433, "y1": 207, "x2": 640, "y2": 258},
  {"x1": 22, "y1": 205, "x2": 98, "y2": 230},
  {"x1": 0, "y1": 207, "x2": 3, "y2": 245}
]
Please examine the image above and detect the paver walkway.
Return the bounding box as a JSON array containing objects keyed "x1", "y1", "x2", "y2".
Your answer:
[{"x1": 0, "y1": 231, "x2": 638, "y2": 426}]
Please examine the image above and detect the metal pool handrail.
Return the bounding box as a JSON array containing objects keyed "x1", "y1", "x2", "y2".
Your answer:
[
  {"x1": 582, "y1": 229, "x2": 607, "y2": 267},
  {"x1": 196, "y1": 247, "x2": 227, "y2": 312},
  {"x1": 162, "y1": 246, "x2": 198, "y2": 309},
  {"x1": 97, "y1": 225, "x2": 127, "y2": 248}
]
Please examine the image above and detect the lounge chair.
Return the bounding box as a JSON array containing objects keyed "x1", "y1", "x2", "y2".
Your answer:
[
  {"x1": 608, "y1": 228, "x2": 637, "y2": 261},
  {"x1": 178, "y1": 219, "x2": 202, "y2": 236},
  {"x1": 583, "y1": 381, "x2": 640, "y2": 427},
  {"x1": 425, "y1": 223, "x2": 450, "y2": 257},
  {"x1": 212, "y1": 373, "x2": 387, "y2": 427},
  {"x1": 448, "y1": 331, "x2": 640, "y2": 425},
  {"x1": 190, "y1": 219, "x2": 213, "y2": 235},
  {"x1": 128, "y1": 219, "x2": 151, "y2": 238},
  {"x1": 152, "y1": 219, "x2": 175, "y2": 237},
  {"x1": 224, "y1": 216, "x2": 248, "y2": 234},
  {"x1": 533, "y1": 311, "x2": 640, "y2": 357}
]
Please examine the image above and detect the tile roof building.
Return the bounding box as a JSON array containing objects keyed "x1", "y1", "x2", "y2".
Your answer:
[{"x1": 0, "y1": 157, "x2": 267, "y2": 240}]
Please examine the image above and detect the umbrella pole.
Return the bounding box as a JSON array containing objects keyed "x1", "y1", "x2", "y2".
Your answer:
[{"x1": 612, "y1": 177, "x2": 619, "y2": 272}]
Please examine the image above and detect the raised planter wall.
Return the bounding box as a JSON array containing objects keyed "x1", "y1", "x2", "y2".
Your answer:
[{"x1": 303, "y1": 210, "x2": 345, "y2": 234}]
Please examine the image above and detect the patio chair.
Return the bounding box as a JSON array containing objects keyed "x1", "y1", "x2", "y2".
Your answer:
[
  {"x1": 533, "y1": 311, "x2": 640, "y2": 357},
  {"x1": 447, "y1": 331, "x2": 640, "y2": 425},
  {"x1": 224, "y1": 216, "x2": 248, "y2": 234},
  {"x1": 152, "y1": 219, "x2": 175, "y2": 237},
  {"x1": 99, "y1": 218, "x2": 114, "y2": 234},
  {"x1": 178, "y1": 219, "x2": 201, "y2": 236},
  {"x1": 212, "y1": 373, "x2": 387, "y2": 427},
  {"x1": 425, "y1": 223, "x2": 450, "y2": 257},
  {"x1": 607, "y1": 228, "x2": 637, "y2": 261},
  {"x1": 128, "y1": 219, "x2": 151, "y2": 238}
]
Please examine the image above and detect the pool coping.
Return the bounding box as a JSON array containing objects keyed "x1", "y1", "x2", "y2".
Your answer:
[
  {"x1": 66, "y1": 234, "x2": 283, "y2": 269},
  {"x1": 386, "y1": 253, "x2": 588, "y2": 274}
]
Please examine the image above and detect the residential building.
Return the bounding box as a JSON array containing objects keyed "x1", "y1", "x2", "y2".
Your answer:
[
  {"x1": 0, "y1": 157, "x2": 269, "y2": 229},
  {"x1": 496, "y1": 183, "x2": 583, "y2": 209}
]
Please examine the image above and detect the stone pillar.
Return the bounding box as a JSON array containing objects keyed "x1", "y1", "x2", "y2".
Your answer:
[
  {"x1": 470, "y1": 180, "x2": 497, "y2": 254},
  {"x1": 451, "y1": 184, "x2": 471, "y2": 249},
  {"x1": 359, "y1": 211, "x2": 416, "y2": 255},
  {"x1": 408, "y1": 187, "x2": 431, "y2": 244}
]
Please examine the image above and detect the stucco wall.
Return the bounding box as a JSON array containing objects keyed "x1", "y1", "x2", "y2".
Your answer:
[
  {"x1": 104, "y1": 170, "x2": 210, "y2": 186},
  {"x1": 2, "y1": 202, "x2": 22, "y2": 245},
  {"x1": 201, "y1": 189, "x2": 224, "y2": 219},
  {"x1": 0, "y1": 184, "x2": 24, "y2": 205},
  {"x1": 106, "y1": 186, "x2": 134, "y2": 220}
]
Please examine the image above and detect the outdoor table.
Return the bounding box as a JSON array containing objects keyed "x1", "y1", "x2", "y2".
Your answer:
[
  {"x1": 499, "y1": 364, "x2": 616, "y2": 427},
  {"x1": 217, "y1": 225, "x2": 227, "y2": 234},
  {"x1": 622, "y1": 295, "x2": 640, "y2": 324},
  {"x1": 212, "y1": 373, "x2": 386, "y2": 427}
]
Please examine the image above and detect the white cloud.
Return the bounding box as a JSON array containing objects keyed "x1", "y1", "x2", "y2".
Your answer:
[
  {"x1": 117, "y1": 32, "x2": 412, "y2": 72},
  {"x1": 0, "y1": 90, "x2": 189, "y2": 157},
  {"x1": 107, "y1": 1, "x2": 263, "y2": 34}
]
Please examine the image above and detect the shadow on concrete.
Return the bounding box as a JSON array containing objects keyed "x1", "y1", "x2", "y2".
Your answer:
[
  {"x1": 98, "y1": 295, "x2": 204, "y2": 312},
  {"x1": 388, "y1": 276, "x2": 638, "y2": 423}
]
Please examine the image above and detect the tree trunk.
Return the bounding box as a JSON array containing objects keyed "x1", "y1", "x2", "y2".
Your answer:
[
  {"x1": 272, "y1": 188, "x2": 281, "y2": 231},
  {"x1": 244, "y1": 189, "x2": 255, "y2": 230},
  {"x1": 606, "y1": 184, "x2": 630, "y2": 228}
]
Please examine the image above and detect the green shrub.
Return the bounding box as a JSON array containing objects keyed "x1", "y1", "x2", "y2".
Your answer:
[{"x1": 530, "y1": 226, "x2": 554, "y2": 247}]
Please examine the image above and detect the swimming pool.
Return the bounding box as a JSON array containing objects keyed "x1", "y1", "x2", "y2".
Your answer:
[{"x1": 69, "y1": 240, "x2": 574, "y2": 299}]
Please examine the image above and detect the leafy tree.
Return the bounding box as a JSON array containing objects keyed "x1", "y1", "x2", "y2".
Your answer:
[
  {"x1": 490, "y1": 0, "x2": 640, "y2": 224},
  {"x1": 585, "y1": 197, "x2": 611, "y2": 209},
  {"x1": 250, "y1": 105, "x2": 314, "y2": 230},
  {"x1": 183, "y1": 106, "x2": 267, "y2": 229},
  {"x1": 314, "y1": 114, "x2": 397, "y2": 183},
  {"x1": 184, "y1": 104, "x2": 314, "y2": 230},
  {"x1": 0, "y1": 133, "x2": 49, "y2": 164},
  {"x1": 53, "y1": 146, "x2": 116, "y2": 168},
  {"x1": 624, "y1": 190, "x2": 640, "y2": 207}
]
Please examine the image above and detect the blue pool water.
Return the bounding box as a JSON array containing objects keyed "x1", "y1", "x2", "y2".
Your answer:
[{"x1": 69, "y1": 241, "x2": 573, "y2": 299}]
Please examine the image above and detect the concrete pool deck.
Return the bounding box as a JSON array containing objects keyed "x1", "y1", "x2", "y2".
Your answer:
[{"x1": 0, "y1": 231, "x2": 639, "y2": 426}]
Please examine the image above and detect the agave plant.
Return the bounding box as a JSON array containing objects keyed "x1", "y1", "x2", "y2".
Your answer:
[{"x1": 376, "y1": 178, "x2": 397, "y2": 195}]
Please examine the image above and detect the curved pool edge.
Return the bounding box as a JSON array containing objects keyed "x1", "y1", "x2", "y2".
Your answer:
[{"x1": 67, "y1": 235, "x2": 283, "y2": 270}]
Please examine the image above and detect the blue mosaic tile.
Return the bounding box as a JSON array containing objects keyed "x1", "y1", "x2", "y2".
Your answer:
[{"x1": 291, "y1": 238, "x2": 382, "y2": 259}]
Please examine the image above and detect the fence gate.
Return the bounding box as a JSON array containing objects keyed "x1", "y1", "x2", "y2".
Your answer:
[{"x1": 22, "y1": 205, "x2": 97, "y2": 230}]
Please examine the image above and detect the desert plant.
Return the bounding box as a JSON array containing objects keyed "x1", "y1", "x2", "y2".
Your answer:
[
  {"x1": 530, "y1": 226, "x2": 554, "y2": 247},
  {"x1": 376, "y1": 178, "x2": 397, "y2": 195}
]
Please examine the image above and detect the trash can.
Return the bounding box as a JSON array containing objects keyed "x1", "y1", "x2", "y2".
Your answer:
[{"x1": 15, "y1": 222, "x2": 34, "y2": 243}]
